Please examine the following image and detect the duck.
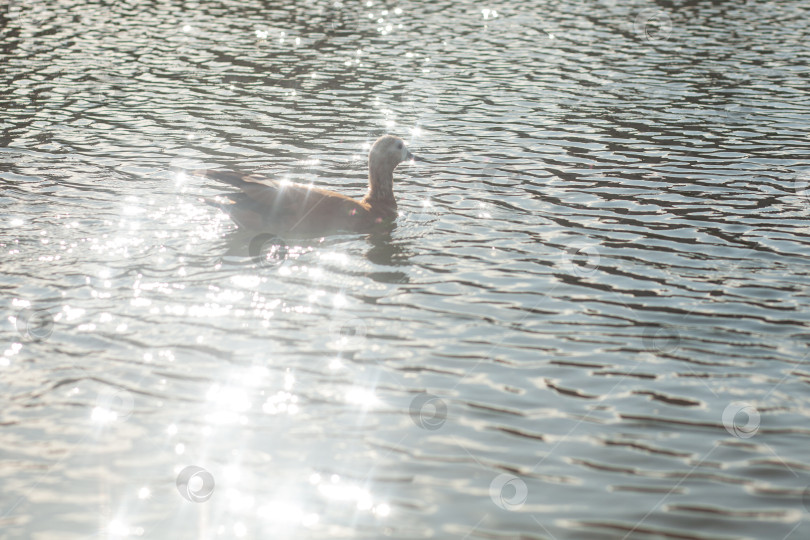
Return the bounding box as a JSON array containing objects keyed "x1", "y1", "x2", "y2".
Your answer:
[{"x1": 195, "y1": 135, "x2": 415, "y2": 236}]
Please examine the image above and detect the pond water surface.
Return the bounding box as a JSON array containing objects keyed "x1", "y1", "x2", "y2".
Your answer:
[{"x1": 2, "y1": 0, "x2": 810, "y2": 539}]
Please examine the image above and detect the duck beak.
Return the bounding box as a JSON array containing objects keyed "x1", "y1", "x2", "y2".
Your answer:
[{"x1": 405, "y1": 150, "x2": 416, "y2": 162}]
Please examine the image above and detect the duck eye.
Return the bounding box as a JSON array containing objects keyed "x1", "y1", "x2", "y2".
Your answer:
[{"x1": 397, "y1": 142, "x2": 402, "y2": 149}]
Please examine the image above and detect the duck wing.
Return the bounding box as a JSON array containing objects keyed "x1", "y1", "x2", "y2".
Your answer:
[{"x1": 195, "y1": 169, "x2": 381, "y2": 235}]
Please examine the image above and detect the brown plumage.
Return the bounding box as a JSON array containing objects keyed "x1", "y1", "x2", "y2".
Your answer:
[{"x1": 196, "y1": 135, "x2": 414, "y2": 236}]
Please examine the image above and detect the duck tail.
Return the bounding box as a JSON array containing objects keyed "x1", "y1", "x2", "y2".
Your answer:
[
  {"x1": 200, "y1": 195, "x2": 230, "y2": 212},
  {"x1": 188, "y1": 169, "x2": 252, "y2": 189}
]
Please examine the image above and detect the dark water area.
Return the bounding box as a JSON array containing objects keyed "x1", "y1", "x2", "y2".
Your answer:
[{"x1": 2, "y1": 0, "x2": 810, "y2": 538}]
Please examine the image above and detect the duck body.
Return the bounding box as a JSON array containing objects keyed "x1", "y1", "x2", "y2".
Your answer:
[
  {"x1": 197, "y1": 135, "x2": 412, "y2": 237},
  {"x1": 203, "y1": 171, "x2": 396, "y2": 236}
]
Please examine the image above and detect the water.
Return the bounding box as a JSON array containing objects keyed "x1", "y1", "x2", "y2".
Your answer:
[{"x1": 2, "y1": 0, "x2": 810, "y2": 538}]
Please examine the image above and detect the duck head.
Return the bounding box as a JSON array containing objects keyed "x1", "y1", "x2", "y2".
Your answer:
[
  {"x1": 365, "y1": 135, "x2": 413, "y2": 204},
  {"x1": 370, "y1": 134, "x2": 413, "y2": 165}
]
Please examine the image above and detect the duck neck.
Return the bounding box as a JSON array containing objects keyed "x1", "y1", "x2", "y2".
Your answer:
[{"x1": 363, "y1": 168, "x2": 396, "y2": 209}]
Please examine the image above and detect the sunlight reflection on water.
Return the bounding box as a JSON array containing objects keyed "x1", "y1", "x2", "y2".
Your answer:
[{"x1": 2, "y1": 0, "x2": 810, "y2": 538}]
